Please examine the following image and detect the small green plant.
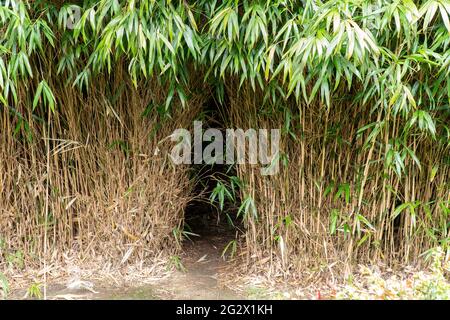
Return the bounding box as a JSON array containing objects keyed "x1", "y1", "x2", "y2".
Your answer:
[
  {"x1": 172, "y1": 227, "x2": 199, "y2": 246},
  {"x1": 210, "y1": 180, "x2": 234, "y2": 212},
  {"x1": 0, "y1": 272, "x2": 9, "y2": 299},
  {"x1": 209, "y1": 175, "x2": 241, "y2": 212},
  {"x1": 108, "y1": 140, "x2": 130, "y2": 157},
  {"x1": 245, "y1": 286, "x2": 271, "y2": 299},
  {"x1": 221, "y1": 240, "x2": 237, "y2": 260},
  {"x1": 237, "y1": 194, "x2": 258, "y2": 221},
  {"x1": 169, "y1": 255, "x2": 186, "y2": 272},
  {"x1": 26, "y1": 282, "x2": 43, "y2": 299},
  {"x1": 6, "y1": 250, "x2": 24, "y2": 270}
]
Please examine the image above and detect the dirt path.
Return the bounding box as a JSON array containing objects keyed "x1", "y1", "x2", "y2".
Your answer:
[
  {"x1": 100, "y1": 230, "x2": 243, "y2": 300},
  {"x1": 156, "y1": 233, "x2": 243, "y2": 300},
  {"x1": 29, "y1": 228, "x2": 243, "y2": 300},
  {"x1": 8, "y1": 218, "x2": 245, "y2": 300}
]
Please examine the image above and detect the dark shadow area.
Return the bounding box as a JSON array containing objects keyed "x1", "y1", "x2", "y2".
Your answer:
[
  {"x1": 183, "y1": 93, "x2": 241, "y2": 241},
  {"x1": 184, "y1": 165, "x2": 235, "y2": 237}
]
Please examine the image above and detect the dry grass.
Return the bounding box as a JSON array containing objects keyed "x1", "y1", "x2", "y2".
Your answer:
[
  {"x1": 0, "y1": 69, "x2": 205, "y2": 280},
  {"x1": 226, "y1": 83, "x2": 450, "y2": 277}
]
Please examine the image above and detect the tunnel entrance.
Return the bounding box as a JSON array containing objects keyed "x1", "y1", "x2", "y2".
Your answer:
[
  {"x1": 184, "y1": 164, "x2": 236, "y2": 237},
  {"x1": 183, "y1": 91, "x2": 241, "y2": 243}
]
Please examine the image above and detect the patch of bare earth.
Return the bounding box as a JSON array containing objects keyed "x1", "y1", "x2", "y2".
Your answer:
[
  {"x1": 155, "y1": 232, "x2": 244, "y2": 300},
  {"x1": 7, "y1": 223, "x2": 246, "y2": 300}
]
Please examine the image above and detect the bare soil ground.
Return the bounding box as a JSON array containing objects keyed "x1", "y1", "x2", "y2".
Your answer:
[
  {"x1": 152, "y1": 232, "x2": 244, "y2": 300},
  {"x1": 8, "y1": 220, "x2": 246, "y2": 300}
]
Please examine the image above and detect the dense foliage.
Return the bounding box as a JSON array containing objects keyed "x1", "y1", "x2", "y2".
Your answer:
[
  {"x1": 1, "y1": 0, "x2": 449, "y2": 163},
  {"x1": 0, "y1": 0, "x2": 449, "y2": 273}
]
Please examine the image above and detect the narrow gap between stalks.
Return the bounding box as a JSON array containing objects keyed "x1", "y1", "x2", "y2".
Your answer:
[{"x1": 183, "y1": 92, "x2": 240, "y2": 250}]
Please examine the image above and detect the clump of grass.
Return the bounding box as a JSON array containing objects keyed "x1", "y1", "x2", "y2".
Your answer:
[
  {"x1": 25, "y1": 281, "x2": 43, "y2": 300},
  {"x1": 169, "y1": 255, "x2": 186, "y2": 273}
]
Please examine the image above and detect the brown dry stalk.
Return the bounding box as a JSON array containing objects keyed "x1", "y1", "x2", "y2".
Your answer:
[
  {"x1": 226, "y1": 83, "x2": 449, "y2": 276},
  {"x1": 0, "y1": 69, "x2": 205, "y2": 274}
]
